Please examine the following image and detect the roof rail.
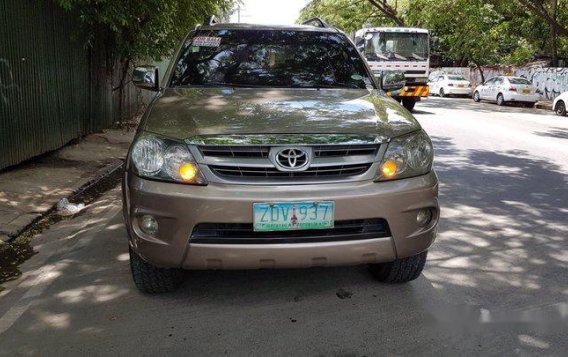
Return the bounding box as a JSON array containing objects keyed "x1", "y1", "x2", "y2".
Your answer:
[{"x1": 301, "y1": 17, "x2": 330, "y2": 28}]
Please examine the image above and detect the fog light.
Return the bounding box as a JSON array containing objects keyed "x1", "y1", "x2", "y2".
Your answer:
[
  {"x1": 140, "y1": 215, "x2": 158, "y2": 235},
  {"x1": 179, "y1": 163, "x2": 198, "y2": 182},
  {"x1": 381, "y1": 159, "x2": 398, "y2": 178},
  {"x1": 416, "y1": 209, "x2": 432, "y2": 227}
]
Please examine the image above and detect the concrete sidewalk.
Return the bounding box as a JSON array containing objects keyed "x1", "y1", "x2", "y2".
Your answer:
[{"x1": 0, "y1": 129, "x2": 134, "y2": 242}]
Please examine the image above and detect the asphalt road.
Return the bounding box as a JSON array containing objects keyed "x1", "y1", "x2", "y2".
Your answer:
[{"x1": 1, "y1": 97, "x2": 567, "y2": 356}]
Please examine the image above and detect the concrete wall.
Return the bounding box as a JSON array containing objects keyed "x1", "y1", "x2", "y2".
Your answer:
[{"x1": 431, "y1": 65, "x2": 568, "y2": 101}]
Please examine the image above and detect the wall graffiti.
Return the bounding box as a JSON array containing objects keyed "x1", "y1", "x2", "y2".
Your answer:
[{"x1": 432, "y1": 65, "x2": 568, "y2": 101}]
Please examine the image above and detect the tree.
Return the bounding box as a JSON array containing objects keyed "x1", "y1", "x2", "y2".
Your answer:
[
  {"x1": 54, "y1": 0, "x2": 234, "y2": 119},
  {"x1": 409, "y1": 0, "x2": 525, "y2": 74},
  {"x1": 298, "y1": 0, "x2": 406, "y2": 33},
  {"x1": 513, "y1": 0, "x2": 568, "y2": 66},
  {"x1": 366, "y1": 0, "x2": 405, "y2": 26}
]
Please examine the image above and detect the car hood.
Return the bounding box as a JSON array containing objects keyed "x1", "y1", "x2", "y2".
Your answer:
[{"x1": 142, "y1": 88, "x2": 421, "y2": 142}]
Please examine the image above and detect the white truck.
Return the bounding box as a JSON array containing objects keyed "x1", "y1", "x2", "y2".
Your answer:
[{"x1": 354, "y1": 27, "x2": 430, "y2": 112}]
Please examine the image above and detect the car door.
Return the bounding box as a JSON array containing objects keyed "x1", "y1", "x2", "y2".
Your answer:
[
  {"x1": 431, "y1": 76, "x2": 442, "y2": 93},
  {"x1": 490, "y1": 77, "x2": 503, "y2": 100},
  {"x1": 480, "y1": 78, "x2": 494, "y2": 99}
]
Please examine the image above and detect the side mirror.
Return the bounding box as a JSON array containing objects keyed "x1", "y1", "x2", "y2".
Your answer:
[
  {"x1": 133, "y1": 66, "x2": 159, "y2": 91},
  {"x1": 380, "y1": 71, "x2": 405, "y2": 92}
]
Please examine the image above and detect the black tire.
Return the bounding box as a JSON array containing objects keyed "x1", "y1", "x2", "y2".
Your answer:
[
  {"x1": 555, "y1": 100, "x2": 566, "y2": 116},
  {"x1": 401, "y1": 98, "x2": 416, "y2": 112},
  {"x1": 524, "y1": 102, "x2": 535, "y2": 108},
  {"x1": 369, "y1": 251, "x2": 428, "y2": 283},
  {"x1": 497, "y1": 93, "x2": 505, "y2": 106},
  {"x1": 439, "y1": 88, "x2": 446, "y2": 97},
  {"x1": 129, "y1": 247, "x2": 184, "y2": 293},
  {"x1": 473, "y1": 91, "x2": 480, "y2": 102}
]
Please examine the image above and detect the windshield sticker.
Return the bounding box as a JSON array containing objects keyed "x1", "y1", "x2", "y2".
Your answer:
[
  {"x1": 192, "y1": 36, "x2": 221, "y2": 47},
  {"x1": 351, "y1": 74, "x2": 363, "y2": 81},
  {"x1": 190, "y1": 46, "x2": 200, "y2": 53}
]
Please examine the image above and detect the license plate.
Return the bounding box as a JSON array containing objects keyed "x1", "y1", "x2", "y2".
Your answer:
[
  {"x1": 523, "y1": 89, "x2": 530, "y2": 94},
  {"x1": 457, "y1": 84, "x2": 464, "y2": 88},
  {"x1": 253, "y1": 201, "x2": 334, "y2": 232}
]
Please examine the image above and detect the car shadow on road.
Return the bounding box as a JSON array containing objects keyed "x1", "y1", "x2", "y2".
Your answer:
[{"x1": 534, "y1": 127, "x2": 568, "y2": 140}]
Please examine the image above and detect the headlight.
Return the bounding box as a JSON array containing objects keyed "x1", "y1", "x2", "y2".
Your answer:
[
  {"x1": 129, "y1": 134, "x2": 207, "y2": 185},
  {"x1": 376, "y1": 130, "x2": 433, "y2": 181}
]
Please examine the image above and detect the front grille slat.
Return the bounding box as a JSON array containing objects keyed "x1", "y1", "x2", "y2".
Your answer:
[
  {"x1": 210, "y1": 164, "x2": 371, "y2": 179},
  {"x1": 313, "y1": 144, "x2": 378, "y2": 158},
  {"x1": 190, "y1": 219, "x2": 391, "y2": 244},
  {"x1": 200, "y1": 146, "x2": 269, "y2": 159}
]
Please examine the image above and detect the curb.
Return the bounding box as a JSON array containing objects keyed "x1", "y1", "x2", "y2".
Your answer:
[
  {"x1": 535, "y1": 101, "x2": 553, "y2": 110},
  {"x1": 1, "y1": 159, "x2": 124, "y2": 243}
]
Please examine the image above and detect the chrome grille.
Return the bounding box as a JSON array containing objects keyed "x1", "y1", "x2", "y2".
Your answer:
[{"x1": 195, "y1": 143, "x2": 381, "y2": 184}]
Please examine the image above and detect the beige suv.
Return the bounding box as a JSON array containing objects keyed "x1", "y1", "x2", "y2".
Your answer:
[{"x1": 124, "y1": 20, "x2": 439, "y2": 293}]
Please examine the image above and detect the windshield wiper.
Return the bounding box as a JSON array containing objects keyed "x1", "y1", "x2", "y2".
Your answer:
[
  {"x1": 374, "y1": 52, "x2": 389, "y2": 60},
  {"x1": 409, "y1": 53, "x2": 426, "y2": 61},
  {"x1": 309, "y1": 83, "x2": 363, "y2": 89}
]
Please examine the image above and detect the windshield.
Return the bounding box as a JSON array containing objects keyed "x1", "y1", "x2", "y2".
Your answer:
[
  {"x1": 448, "y1": 76, "x2": 466, "y2": 81},
  {"x1": 170, "y1": 30, "x2": 374, "y2": 89},
  {"x1": 509, "y1": 77, "x2": 532, "y2": 85},
  {"x1": 363, "y1": 32, "x2": 429, "y2": 62}
]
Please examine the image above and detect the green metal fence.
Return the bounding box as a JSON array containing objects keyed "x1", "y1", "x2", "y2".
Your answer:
[{"x1": 0, "y1": 0, "x2": 147, "y2": 170}]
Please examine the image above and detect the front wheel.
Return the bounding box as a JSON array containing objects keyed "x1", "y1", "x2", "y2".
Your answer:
[
  {"x1": 473, "y1": 91, "x2": 481, "y2": 102},
  {"x1": 401, "y1": 98, "x2": 416, "y2": 112},
  {"x1": 439, "y1": 88, "x2": 446, "y2": 97},
  {"x1": 555, "y1": 100, "x2": 566, "y2": 116},
  {"x1": 129, "y1": 247, "x2": 185, "y2": 293},
  {"x1": 497, "y1": 93, "x2": 505, "y2": 106},
  {"x1": 369, "y1": 251, "x2": 428, "y2": 283}
]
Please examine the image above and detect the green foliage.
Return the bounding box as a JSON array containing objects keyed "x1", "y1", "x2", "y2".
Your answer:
[
  {"x1": 298, "y1": 0, "x2": 404, "y2": 33},
  {"x1": 54, "y1": 0, "x2": 234, "y2": 62}
]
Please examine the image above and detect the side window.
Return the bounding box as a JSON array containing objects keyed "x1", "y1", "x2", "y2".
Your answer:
[
  {"x1": 438, "y1": 76, "x2": 445, "y2": 81},
  {"x1": 495, "y1": 78, "x2": 503, "y2": 85},
  {"x1": 485, "y1": 78, "x2": 495, "y2": 85}
]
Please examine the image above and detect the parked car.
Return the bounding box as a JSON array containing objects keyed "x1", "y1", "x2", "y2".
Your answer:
[
  {"x1": 473, "y1": 76, "x2": 539, "y2": 106},
  {"x1": 553, "y1": 91, "x2": 568, "y2": 116},
  {"x1": 125, "y1": 20, "x2": 439, "y2": 293},
  {"x1": 429, "y1": 74, "x2": 471, "y2": 97}
]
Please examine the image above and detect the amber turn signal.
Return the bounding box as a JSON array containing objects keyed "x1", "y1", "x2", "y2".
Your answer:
[
  {"x1": 179, "y1": 163, "x2": 198, "y2": 181},
  {"x1": 381, "y1": 159, "x2": 398, "y2": 178}
]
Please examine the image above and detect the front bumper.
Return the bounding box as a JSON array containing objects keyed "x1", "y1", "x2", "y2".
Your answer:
[{"x1": 123, "y1": 171, "x2": 439, "y2": 270}]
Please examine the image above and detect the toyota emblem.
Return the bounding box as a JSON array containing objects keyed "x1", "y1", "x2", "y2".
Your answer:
[{"x1": 273, "y1": 148, "x2": 311, "y2": 171}]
